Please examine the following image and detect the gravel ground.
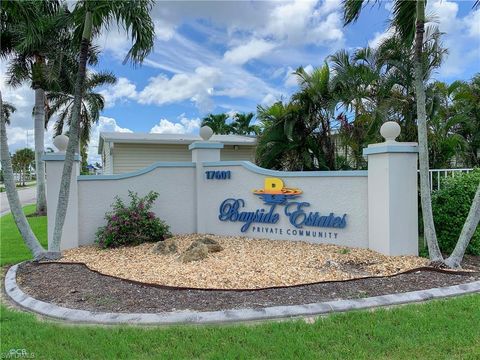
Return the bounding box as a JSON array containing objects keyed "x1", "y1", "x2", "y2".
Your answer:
[
  {"x1": 60, "y1": 235, "x2": 430, "y2": 289},
  {"x1": 16, "y1": 260, "x2": 479, "y2": 313}
]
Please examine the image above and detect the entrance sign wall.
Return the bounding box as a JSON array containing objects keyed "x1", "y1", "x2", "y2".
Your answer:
[{"x1": 44, "y1": 123, "x2": 419, "y2": 256}]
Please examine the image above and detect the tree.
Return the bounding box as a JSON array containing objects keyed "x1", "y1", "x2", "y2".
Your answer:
[
  {"x1": 201, "y1": 113, "x2": 232, "y2": 134},
  {"x1": 230, "y1": 113, "x2": 260, "y2": 135},
  {"x1": 3, "y1": 0, "x2": 69, "y2": 216},
  {"x1": 256, "y1": 65, "x2": 338, "y2": 171},
  {"x1": 426, "y1": 81, "x2": 466, "y2": 168},
  {"x1": 453, "y1": 75, "x2": 480, "y2": 167},
  {"x1": 46, "y1": 71, "x2": 116, "y2": 165},
  {"x1": 0, "y1": 91, "x2": 52, "y2": 260},
  {"x1": 342, "y1": 0, "x2": 480, "y2": 267},
  {"x1": 50, "y1": 0, "x2": 155, "y2": 253},
  {"x1": 11, "y1": 148, "x2": 35, "y2": 186},
  {"x1": 2, "y1": 102, "x2": 16, "y2": 125}
]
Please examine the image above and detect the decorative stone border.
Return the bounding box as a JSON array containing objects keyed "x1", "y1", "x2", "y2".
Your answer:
[{"x1": 5, "y1": 263, "x2": 480, "y2": 325}]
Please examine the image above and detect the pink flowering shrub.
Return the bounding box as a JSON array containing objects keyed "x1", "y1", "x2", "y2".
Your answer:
[{"x1": 96, "y1": 191, "x2": 171, "y2": 249}]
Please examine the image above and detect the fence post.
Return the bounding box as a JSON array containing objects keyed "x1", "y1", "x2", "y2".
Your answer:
[
  {"x1": 363, "y1": 122, "x2": 419, "y2": 256},
  {"x1": 189, "y1": 126, "x2": 223, "y2": 234},
  {"x1": 43, "y1": 135, "x2": 80, "y2": 250}
]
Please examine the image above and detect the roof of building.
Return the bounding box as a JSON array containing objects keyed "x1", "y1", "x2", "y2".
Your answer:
[{"x1": 98, "y1": 132, "x2": 257, "y2": 154}]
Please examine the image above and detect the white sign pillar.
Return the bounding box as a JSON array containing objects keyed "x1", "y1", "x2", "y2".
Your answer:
[
  {"x1": 43, "y1": 135, "x2": 80, "y2": 250},
  {"x1": 363, "y1": 122, "x2": 419, "y2": 256},
  {"x1": 190, "y1": 126, "x2": 223, "y2": 233}
]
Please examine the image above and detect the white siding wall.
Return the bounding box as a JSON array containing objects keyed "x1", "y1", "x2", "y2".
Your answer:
[
  {"x1": 221, "y1": 145, "x2": 256, "y2": 161},
  {"x1": 113, "y1": 143, "x2": 191, "y2": 173},
  {"x1": 102, "y1": 143, "x2": 113, "y2": 175},
  {"x1": 111, "y1": 143, "x2": 257, "y2": 173}
]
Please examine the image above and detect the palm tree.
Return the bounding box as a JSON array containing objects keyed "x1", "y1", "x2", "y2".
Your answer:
[
  {"x1": 1, "y1": 102, "x2": 16, "y2": 125},
  {"x1": 201, "y1": 113, "x2": 232, "y2": 134},
  {"x1": 0, "y1": 2, "x2": 60, "y2": 259},
  {"x1": 453, "y1": 75, "x2": 480, "y2": 167},
  {"x1": 342, "y1": 0, "x2": 480, "y2": 267},
  {"x1": 256, "y1": 65, "x2": 338, "y2": 171},
  {"x1": 12, "y1": 148, "x2": 35, "y2": 186},
  {"x1": 3, "y1": 0, "x2": 69, "y2": 216},
  {"x1": 1, "y1": 91, "x2": 51, "y2": 259},
  {"x1": 330, "y1": 30, "x2": 446, "y2": 168},
  {"x1": 50, "y1": 0, "x2": 155, "y2": 253},
  {"x1": 230, "y1": 113, "x2": 260, "y2": 135},
  {"x1": 426, "y1": 81, "x2": 466, "y2": 168},
  {"x1": 46, "y1": 71, "x2": 117, "y2": 164},
  {"x1": 292, "y1": 64, "x2": 338, "y2": 170}
]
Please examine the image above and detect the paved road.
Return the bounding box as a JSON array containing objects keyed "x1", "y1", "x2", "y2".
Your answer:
[{"x1": 0, "y1": 186, "x2": 37, "y2": 216}]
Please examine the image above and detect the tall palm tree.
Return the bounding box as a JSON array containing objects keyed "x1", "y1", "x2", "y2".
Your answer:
[
  {"x1": 51, "y1": 0, "x2": 155, "y2": 253},
  {"x1": 3, "y1": 0, "x2": 68, "y2": 216},
  {"x1": 46, "y1": 71, "x2": 117, "y2": 164},
  {"x1": 201, "y1": 113, "x2": 232, "y2": 134},
  {"x1": 230, "y1": 113, "x2": 260, "y2": 135},
  {"x1": 0, "y1": 91, "x2": 51, "y2": 259},
  {"x1": 0, "y1": 2, "x2": 59, "y2": 259},
  {"x1": 342, "y1": 0, "x2": 480, "y2": 267},
  {"x1": 342, "y1": 0, "x2": 444, "y2": 262}
]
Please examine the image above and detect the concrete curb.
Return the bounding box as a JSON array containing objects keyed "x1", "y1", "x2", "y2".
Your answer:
[{"x1": 5, "y1": 263, "x2": 480, "y2": 325}]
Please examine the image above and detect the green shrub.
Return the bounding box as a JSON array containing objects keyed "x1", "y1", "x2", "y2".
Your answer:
[
  {"x1": 432, "y1": 169, "x2": 480, "y2": 255},
  {"x1": 96, "y1": 191, "x2": 171, "y2": 249}
]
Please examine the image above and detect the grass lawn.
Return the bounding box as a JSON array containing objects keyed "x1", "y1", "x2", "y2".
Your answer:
[
  {"x1": 0, "y1": 205, "x2": 47, "y2": 266},
  {"x1": 1, "y1": 208, "x2": 479, "y2": 359}
]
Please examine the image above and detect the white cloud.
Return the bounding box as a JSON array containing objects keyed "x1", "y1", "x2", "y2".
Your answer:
[
  {"x1": 425, "y1": 0, "x2": 479, "y2": 79},
  {"x1": 284, "y1": 64, "x2": 313, "y2": 87},
  {"x1": 464, "y1": 10, "x2": 480, "y2": 37},
  {"x1": 138, "y1": 66, "x2": 221, "y2": 113},
  {"x1": 100, "y1": 77, "x2": 137, "y2": 108},
  {"x1": 368, "y1": 28, "x2": 396, "y2": 49},
  {"x1": 261, "y1": 93, "x2": 277, "y2": 107},
  {"x1": 262, "y1": 0, "x2": 344, "y2": 45},
  {"x1": 223, "y1": 39, "x2": 277, "y2": 65},
  {"x1": 154, "y1": 19, "x2": 176, "y2": 41},
  {"x1": 87, "y1": 116, "x2": 132, "y2": 163},
  {"x1": 150, "y1": 114, "x2": 201, "y2": 134}
]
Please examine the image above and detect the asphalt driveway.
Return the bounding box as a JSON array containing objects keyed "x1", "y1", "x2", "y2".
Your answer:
[{"x1": 0, "y1": 186, "x2": 37, "y2": 216}]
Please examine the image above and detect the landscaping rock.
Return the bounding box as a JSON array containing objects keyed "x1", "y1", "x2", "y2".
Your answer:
[
  {"x1": 152, "y1": 239, "x2": 177, "y2": 255},
  {"x1": 180, "y1": 243, "x2": 209, "y2": 263},
  {"x1": 190, "y1": 237, "x2": 223, "y2": 253}
]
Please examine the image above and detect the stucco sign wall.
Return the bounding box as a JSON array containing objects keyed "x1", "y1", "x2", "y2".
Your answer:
[
  {"x1": 198, "y1": 163, "x2": 369, "y2": 248},
  {"x1": 44, "y1": 123, "x2": 420, "y2": 256}
]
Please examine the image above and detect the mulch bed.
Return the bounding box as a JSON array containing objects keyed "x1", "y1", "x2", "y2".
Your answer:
[
  {"x1": 15, "y1": 259, "x2": 480, "y2": 314},
  {"x1": 59, "y1": 235, "x2": 432, "y2": 289}
]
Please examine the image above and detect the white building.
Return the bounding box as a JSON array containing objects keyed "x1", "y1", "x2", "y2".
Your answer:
[{"x1": 99, "y1": 132, "x2": 257, "y2": 174}]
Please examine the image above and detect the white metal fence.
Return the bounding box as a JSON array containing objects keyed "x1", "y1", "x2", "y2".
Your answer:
[{"x1": 420, "y1": 168, "x2": 474, "y2": 192}]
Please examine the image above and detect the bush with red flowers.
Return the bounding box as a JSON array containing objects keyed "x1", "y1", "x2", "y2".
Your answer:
[{"x1": 96, "y1": 191, "x2": 171, "y2": 249}]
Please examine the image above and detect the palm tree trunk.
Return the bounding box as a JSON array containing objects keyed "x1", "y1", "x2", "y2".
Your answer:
[
  {"x1": 0, "y1": 90, "x2": 47, "y2": 259},
  {"x1": 34, "y1": 88, "x2": 47, "y2": 215},
  {"x1": 414, "y1": 0, "x2": 443, "y2": 263},
  {"x1": 51, "y1": 11, "x2": 93, "y2": 252},
  {"x1": 445, "y1": 184, "x2": 480, "y2": 268}
]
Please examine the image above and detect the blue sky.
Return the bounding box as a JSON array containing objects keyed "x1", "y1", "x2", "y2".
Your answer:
[{"x1": 2, "y1": 0, "x2": 479, "y2": 162}]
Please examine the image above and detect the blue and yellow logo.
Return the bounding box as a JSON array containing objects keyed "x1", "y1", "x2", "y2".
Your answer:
[{"x1": 253, "y1": 177, "x2": 302, "y2": 205}]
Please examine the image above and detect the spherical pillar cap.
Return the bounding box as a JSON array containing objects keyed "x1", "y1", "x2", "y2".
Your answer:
[
  {"x1": 53, "y1": 134, "x2": 69, "y2": 153},
  {"x1": 380, "y1": 121, "x2": 401, "y2": 142},
  {"x1": 200, "y1": 126, "x2": 214, "y2": 141}
]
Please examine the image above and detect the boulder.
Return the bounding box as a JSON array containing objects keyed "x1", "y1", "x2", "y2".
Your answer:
[
  {"x1": 191, "y1": 237, "x2": 223, "y2": 253},
  {"x1": 152, "y1": 238, "x2": 177, "y2": 255},
  {"x1": 180, "y1": 243, "x2": 209, "y2": 263}
]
